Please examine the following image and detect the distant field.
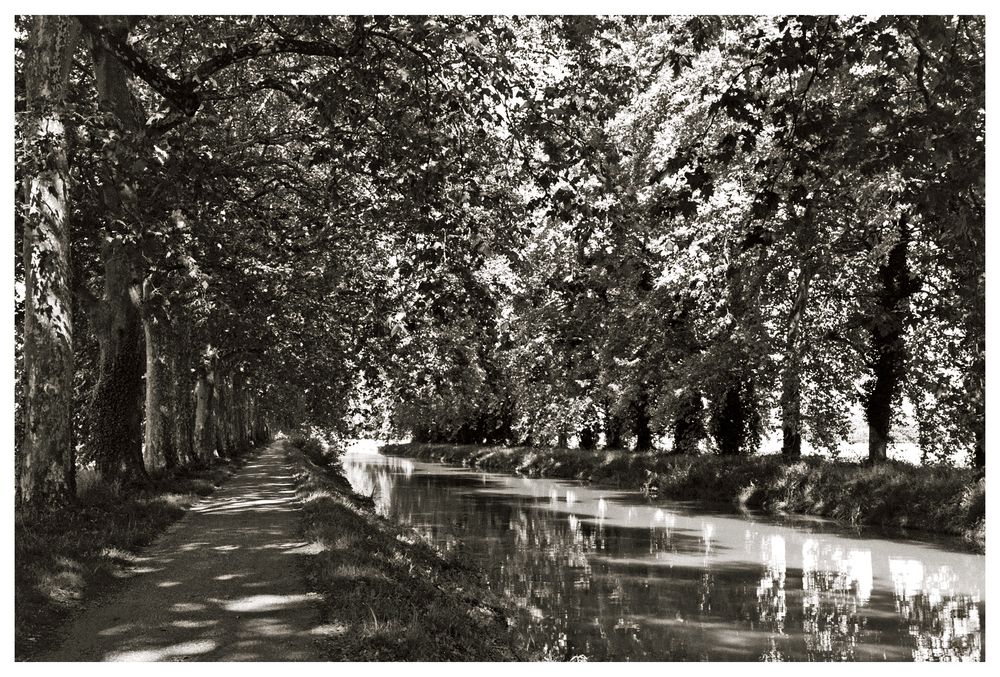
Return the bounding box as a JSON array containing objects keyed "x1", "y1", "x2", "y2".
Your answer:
[{"x1": 757, "y1": 400, "x2": 933, "y2": 466}]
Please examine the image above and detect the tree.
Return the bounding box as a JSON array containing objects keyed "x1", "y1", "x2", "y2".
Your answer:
[
  {"x1": 18, "y1": 16, "x2": 81, "y2": 508},
  {"x1": 619, "y1": 15, "x2": 983, "y2": 464},
  {"x1": 12, "y1": 14, "x2": 986, "y2": 521}
]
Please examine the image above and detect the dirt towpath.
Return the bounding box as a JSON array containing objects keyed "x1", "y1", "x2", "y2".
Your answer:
[{"x1": 41, "y1": 441, "x2": 326, "y2": 661}]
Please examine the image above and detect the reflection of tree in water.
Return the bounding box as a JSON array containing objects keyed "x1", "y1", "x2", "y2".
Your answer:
[
  {"x1": 890, "y1": 559, "x2": 982, "y2": 661},
  {"x1": 798, "y1": 540, "x2": 871, "y2": 661},
  {"x1": 500, "y1": 507, "x2": 642, "y2": 659},
  {"x1": 799, "y1": 564, "x2": 864, "y2": 660},
  {"x1": 341, "y1": 459, "x2": 411, "y2": 516},
  {"x1": 493, "y1": 506, "x2": 734, "y2": 660},
  {"x1": 343, "y1": 458, "x2": 984, "y2": 661},
  {"x1": 904, "y1": 593, "x2": 982, "y2": 662},
  {"x1": 756, "y1": 535, "x2": 787, "y2": 635},
  {"x1": 352, "y1": 462, "x2": 719, "y2": 658},
  {"x1": 698, "y1": 571, "x2": 714, "y2": 613}
]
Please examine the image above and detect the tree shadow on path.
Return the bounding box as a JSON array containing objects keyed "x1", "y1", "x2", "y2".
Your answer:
[{"x1": 40, "y1": 441, "x2": 328, "y2": 662}]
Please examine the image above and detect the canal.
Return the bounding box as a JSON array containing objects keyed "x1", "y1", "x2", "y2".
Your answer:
[{"x1": 342, "y1": 442, "x2": 984, "y2": 661}]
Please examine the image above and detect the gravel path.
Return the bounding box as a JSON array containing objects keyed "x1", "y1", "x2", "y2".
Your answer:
[{"x1": 41, "y1": 441, "x2": 326, "y2": 661}]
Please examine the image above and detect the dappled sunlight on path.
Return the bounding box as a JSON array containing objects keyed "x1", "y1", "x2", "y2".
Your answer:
[{"x1": 41, "y1": 441, "x2": 325, "y2": 662}]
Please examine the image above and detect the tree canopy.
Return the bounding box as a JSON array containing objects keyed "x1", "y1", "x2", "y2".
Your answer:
[{"x1": 13, "y1": 14, "x2": 985, "y2": 510}]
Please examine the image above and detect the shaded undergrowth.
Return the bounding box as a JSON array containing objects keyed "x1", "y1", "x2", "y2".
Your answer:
[
  {"x1": 14, "y1": 456, "x2": 248, "y2": 661},
  {"x1": 288, "y1": 439, "x2": 537, "y2": 660},
  {"x1": 384, "y1": 442, "x2": 985, "y2": 552}
]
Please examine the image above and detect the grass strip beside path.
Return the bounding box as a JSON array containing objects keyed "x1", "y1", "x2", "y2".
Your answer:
[
  {"x1": 383, "y1": 442, "x2": 985, "y2": 552},
  {"x1": 15, "y1": 457, "x2": 248, "y2": 660}
]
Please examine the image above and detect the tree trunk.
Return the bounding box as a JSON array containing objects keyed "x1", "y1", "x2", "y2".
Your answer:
[
  {"x1": 578, "y1": 421, "x2": 598, "y2": 449},
  {"x1": 87, "y1": 17, "x2": 149, "y2": 485},
  {"x1": 142, "y1": 289, "x2": 177, "y2": 472},
  {"x1": 173, "y1": 321, "x2": 196, "y2": 465},
  {"x1": 780, "y1": 369, "x2": 802, "y2": 458},
  {"x1": 672, "y1": 389, "x2": 705, "y2": 455},
  {"x1": 256, "y1": 402, "x2": 267, "y2": 444},
  {"x1": 969, "y1": 304, "x2": 985, "y2": 470},
  {"x1": 214, "y1": 373, "x2": 231, "y2": 458},
  {"x1": 780, "y1": 266, "x2": 814, "y2": 459},
  {"x1": 974, "y1": 419, "x2": 984, "y2": 469},
  {"x1": 257, "y1": 398, "x2": 271, "y2": 444},
  {"x1": 18, "y1": 16, "x2": 81, "y2": 509},
  {"x1": 604, "y1": 401, "x2": 624, "y2": 449},
  {"x1": 232, "y1": 372, "x2": 249, "y2": 454},
  {"x1": 864, "y1": 216, "x2": 914, "y2": 463},
  {"x1": 194, "y1": 354, "x2": 217, "y2": 463},
  {"x1": 246, "y1": 391, "x2": 257, "y2": 445},
  {"x1": 633, "y1": 389, "x2": 654, "y2": 451},
  {"x1": 711, "y1": 382, "x2": 760, "y2": 456},
  {"x1": 90, "y1": 239, "x2": 147, "y2": 485},
  {"x1": 865, "y1": 379, "x2": 893, "y2": 463},
  {"x1": 214, "y1": 386, "x2": 225, "y2": 458}
]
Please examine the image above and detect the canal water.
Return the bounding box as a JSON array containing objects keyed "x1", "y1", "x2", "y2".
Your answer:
[{"x1": 342, "y1": 443, "x2": 985, "y2": 661}]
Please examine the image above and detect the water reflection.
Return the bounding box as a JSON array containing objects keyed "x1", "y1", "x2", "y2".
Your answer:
[
  {"x1": 889, "y1": 558, "x2": 983, "y2": 662},
  {"x1": 342, "y1": 446, "x2": 985, "y2": 662}
]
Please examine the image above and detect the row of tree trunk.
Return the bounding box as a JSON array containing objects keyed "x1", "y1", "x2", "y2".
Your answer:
[{"x1": 17, "y1": 16, "x2": 274, "y2": 510}]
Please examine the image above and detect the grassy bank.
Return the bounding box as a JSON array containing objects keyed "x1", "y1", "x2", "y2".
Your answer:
[
  {"x1": 287, "y1": 438, "x2": 536, "y2": 660},
  {"x1": 383, "y1": 442, "x2": 985, "y2": 552},
  {"x1": 14, "y1": 457, "x2": 247, "y2": 660}
]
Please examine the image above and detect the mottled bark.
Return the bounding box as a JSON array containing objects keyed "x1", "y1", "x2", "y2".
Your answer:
[
  {"x1": 90, "y1": 239, "x2": 147, "y2": 485},
  {"x1": 780, "y1": 266, "x2": 814, "y2": 459},
  {"x1": 231, "y1": 372, "x2": 249, "y2": 455},
  {"x1": 194, "y1": 354, "x2": 217, "y2": 463},
  {"x1": 86, "y1": 17, "x2": 148, "y2": 485},
  {"x1": 142, "y1": 288, "x2": 177, "y2": 472},
  {"x1": 245, "y1": 387, "x2": 258, "y2": 448},
  {"x1": 214, "y1": 374, "x2": 230, "y2": 458},
  {"x1": 19, "y1": 16, "x2": 81, "y2": 508},
  {"x1": 90, "y1": 17, "x2": 144, "y2": 135},
  {"x1": 173, "y1": 323, "x2": 196, "y2": 465},
  {"x1": 780, "y1": 373, "x2": 803, "y2": 458}
]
